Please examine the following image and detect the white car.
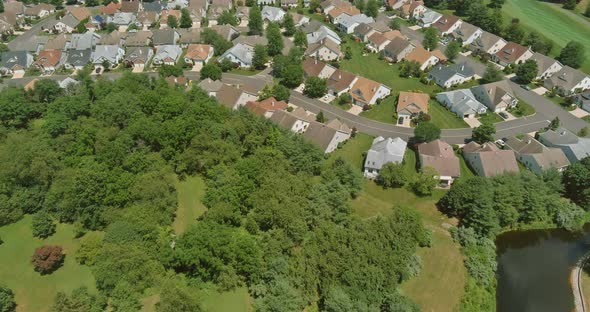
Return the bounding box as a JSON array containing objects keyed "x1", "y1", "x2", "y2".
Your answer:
[{"x1": 495, "y1": 139, "x2": 506, "y2": 147}]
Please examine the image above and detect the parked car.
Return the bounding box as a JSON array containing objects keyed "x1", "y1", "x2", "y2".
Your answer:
[
  {"x1": 398, "y1": 117, "x2": 404, "y2": 125},
  {"x1": 520, "y1": 84, "x2": 532, "y2": 91},
  {"x1": 495, "y1": 139, "x2": 506, "y2": 147},
  {"x1": 499, "y1": 112, "x2": 508, "y2": 119}
]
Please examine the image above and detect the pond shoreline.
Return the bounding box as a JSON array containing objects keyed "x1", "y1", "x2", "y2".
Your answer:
[{"x1": 572, "y1": 252, "x2": 590, "y2": 312}]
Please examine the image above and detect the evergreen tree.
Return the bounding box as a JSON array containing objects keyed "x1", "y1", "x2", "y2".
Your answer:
[
  {"x1": 422, "y1": 27, "x2": 439, "y2": 51},
  {"x1": 557, "y1": 41, "x2": 585, "y2": 69},
  {"x1": 167, "y1": 15, "x2": 178, "y2": 28},
  {"x1": 248, "y1": 6, "x2": 263, "y2": 35},
  {"x1": 316, "y1": 111, "x2": 325, "y2": 122},
  {"x1": 252, "y1": 45, "x2": 268, "y2": 70},
  {"x1": 180, "y1": 8, "x2": 192, "y2": 28},
  {"x1": 444, "y1": 41, "x2": 461, "y2": 61},
  {"x1": 266, "y1": 22, "x2": 284, "y2": 56},
  {"x1": 283, "y1": 13, "x2": 296, "y2": 36},
  {"x1": 482, "y1": 63, "x2": 503, "y2": 83},
  {"x1": 294, "y1": 30, "x2": 307, "y2": 47}
]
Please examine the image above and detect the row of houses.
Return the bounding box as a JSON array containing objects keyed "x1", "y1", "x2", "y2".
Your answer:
[
  {"x1": 303, "y1": 57, "x2": 392, "y2": 106},
  {"x1": 391, "y1": 0, "x2": 590, "y2": 97},
  {"x1": 197, "y1": 77, "x2": 354, "y2": 153},
  {"x1": 363, "y1": 129, "x2": 579, "y2": 186}
]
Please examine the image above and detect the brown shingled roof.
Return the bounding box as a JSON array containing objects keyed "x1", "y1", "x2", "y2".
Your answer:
[
  {"x1": 185, "y1": 44, "x2": 212, "y2": 61},
  {"x1": 418, "y1": 139, "x2": 460, "y2": 177},
  {"x1": 397, "y1": 91, "x2": 429, "y2": 114}
]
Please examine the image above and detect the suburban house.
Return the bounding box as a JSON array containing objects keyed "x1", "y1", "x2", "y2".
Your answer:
[
  {"x1": 291, "y1": 12, "x2": 310, "y2": 27},
  {"x1": 432, "y1": 14, "x2": 462, "y2": 36},
  {"x1": 404, "y1": 46, "x2": 441, "y2": 71},
  {"x1": 59, "y1": 77, "x2": 79, "y2": 89},
  {"x1": 349, "y1": 76, "x2": 391, "y2": 106},
  {"x1": 136, "y1": 11, "x2": 158, "y2": 29},
  {"x1": 462, "y1": 142, "x2": 519, "y2": 177},
  {"x1": 53, "y1": 13, "x2": 79, "y2": 33},
  {"x1": 209, "y1": 25, "x2": 240, "y2": 41},
  {"x1": 305, "y1": 38, "x2": 343, "y2": 61},
  {"x1": 44, "y1": 34, "x2": 69, "y2": 50},
  {"x1": 450, "y1": 22, "x2": 482, "y2": 46},
  {"x1": 178, "y1": 29, "x2": 201, "y2": 47},
  {"x1": 504, "y1": 135, "x2": 570, "y2": 174},
  {"x1": 270, "y1": 108, "x2": 312, "y2": 133},
  {"x1": 109, "y1": 12, "x2": 137, "y2": 30},
  {"x1": 216, "y1": 84, "x2": 257, "y2": 110},
  {"x1": 0, "y1": 51, "x2": 33, "y2": 76},
  {"x1": 320, "y1": 0, "x2": 350, "y2": 14},
  {"x1": 67, "y1": 7, "x2": 91, "y2": 21},
  {"x1": 436, "y1": 89, "x2": 487, "y2": 118},
  {"x1": 91, "y1": 45, "x2": 125, "y2": 69},
  {"x1": 538, "y1": 128, "x2": 590, "y2": 163},
  {"x1": 363, "y1": 136, "x2": 407, "y2": 178},
  {"x1": 100, "y1": 2, "x2": 121, "y2": 15},
  {"x1": 428, "y1": 63, "x2": 475, "y2": 88},
  {"x1": 469, "y1": 31, "x2": 507, "y2": 55},
  {"x1": 544, "y1": 66, "x2": 590, "y2": 96},
  {"x1": 530, "y1": 52, "x2": 563, "y2": 80},
  {"x1": 160, "y1": 9, "x2": 181, "y2": 28},
  {"x1": 416, "y1": 10, "x2": 442, "y2": 27},
  {"x1": 124, "y1": 46, "x2": 154, "y2": 68},
  {"x1": 64, "y1": 49, "x2": 92, "y2": 70},
  {"x1": 334, "y1": 13, "x2": 374, "y2": 34},
  {"x1": 261, "y1": 6, "x2": 286, "y2": 23},
  {"x1": 281, "y1": 0, "x2": 299, "y2": 7},
  {"x1": 152, "y1": 29, "x2": 180, "y2": 47},
  {"x1": 303, "y1": 57, "x2": 337, "y2": 79},
  {"x1": 327, "y1": 69, "x2": 358, "y2": 96},
  {"x1": 245, "y1": 97, "x2": 288, "y2": 118},
  {"x1": 120, "y1": 0, "x2": 142, "y2": 13},
  {"x1": 100, "y1": 31, "x2": 123, "y2": 46},
  {"x1": 303, "y1": 119, "x2": 352, "y2": 154},
  {"x1": 24, "y1": 3, "x2": 55, "y2": 19},
  {"x1": 418, "y1": 139, "x2": 461, "y2": 186},
  {"x1": 34, "y1": 49, "x2": 63, "y2": 74},
  {"x1": 493, "y1": 41, "x2": 534, "y2": 66},
  {"x1": 354, "y1": 23, "x2": 376, "y2": 42},
  {"x1": 125, "y1": 31, "x2": 152, "y2": 46},
  {"x1": 69, "y1": 32, "x2": 101, "y2": 50},
  {"x1": 367, "y1": 32, "x2": 391, "y2": 52},
  {"x1": 219, "y1": 43, "x2": 254, "y2": 68},
  {"x1": 197, "y1": 78, "x2": 223, "y2": 96},
  {"x1": 327, "y1": 5, "x2": 361, "y2": 22},
  {"x1": 470, "y1": 80, "x2": 518, "y2": 112},
  {"x1": 574, "y1": 91, "x2": 590, "y2": 112},
  {"x1": 400, "y1": 0, "x2": 426, "y2": 19},
  {"x1": 184, "y1": 44, "x2": 214, "y2": 65},
  {"x1": 397, "y1": 91, "x2": 429, "y2": 121},
  {"x1": 307, "y1": 25, "x2": 341, "y2": 45},
  {"x1": 383, "y1": 37, "x2": 415, "y2": 63},
  {"x1": 153, "y1": 45, "x2": 183, "y2": 66}
]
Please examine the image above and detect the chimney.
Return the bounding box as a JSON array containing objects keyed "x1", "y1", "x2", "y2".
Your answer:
[
  {"x1": 314, "y1": 58, "x2": 317, "y2": 65},
  {"x1": 271, "y1": 100, "x2": 275, "y2": 106}
]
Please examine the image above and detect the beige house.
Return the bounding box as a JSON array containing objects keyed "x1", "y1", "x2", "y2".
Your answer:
[
  {"x1": 505, "y1": 135, "x2": 570, "y2": 174},
  {"x1": 462, "y1": 142, "x2": 519, "y2": 177},
  {"x1": 418, "y1": 139, "x2": 460, "y2": 186}
]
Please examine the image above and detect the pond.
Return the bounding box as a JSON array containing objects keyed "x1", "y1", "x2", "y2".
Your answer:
[{"x1": 496, "y1": 226, "x2": 590, "y2": 312}]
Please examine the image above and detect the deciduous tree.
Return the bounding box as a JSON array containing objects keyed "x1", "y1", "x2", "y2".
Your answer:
[
  {"x1": 377, "y1": 162, "x2": 407, "y2": 188},
  {"x1": 557, "y1": 41, "x2": 585, "y2": 69},
  {"x1": 472, "y1": 122, "x2": 495, "y2": 144},
  {"x1": 414, "y1": 122, "x2": 441, "y2": 143},
  {"x1": 32, "y1": 211, "x2": 56, "y2": 239},
  {"x1": 303, "y1": 77, "x2": 327, "y2": 98},
  {"x1": 32, "y1": 245, "x2": 64, "y2": 274}
]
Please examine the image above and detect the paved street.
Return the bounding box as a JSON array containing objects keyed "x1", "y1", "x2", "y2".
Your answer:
[
  {"x1": 7, "y1": 16, "x2": 56, "y2": 51},
  {"x1": 4, "y1": 67, "x2": 589, "y2": 144}
]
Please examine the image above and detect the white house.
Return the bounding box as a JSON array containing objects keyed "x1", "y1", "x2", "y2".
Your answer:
[{"x1": 363, "y1": 136, "x2": 407, "y2": 178}]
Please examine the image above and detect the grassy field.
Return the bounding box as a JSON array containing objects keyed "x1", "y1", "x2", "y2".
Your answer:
[
  {"x1": 479, "y1": 112, "x2": 504, "y2": 124},
  {"x1": 331, "y1": 134, "x2": 466, "y2": 312},
  {"x1": 510, "y1": 99, "x2": 536, "y2": 117},
  {"x1": 429, "y1": 100, "x2": 470, "y2": 129},
  {"x1": 172, "y1": 175, "x2": 208, "y2": 235},
  {"x1": 0, "y1": 216, "x2": 97, "y2": 312},
  {"x1": 340, "y1": 41, "x2": 443, "y2": 95},
  {"x1": 502, "y1": 0, "x2": 590, "y2": 73},
  {"x1": 202, "y1": 286, "x2": 252, "y2": 312},
  {"x1": 360, "y1": 96, "x2": 397, "y2": 123}
]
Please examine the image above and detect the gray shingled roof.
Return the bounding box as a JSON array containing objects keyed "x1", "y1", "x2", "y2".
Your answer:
[{"x1": 364, "y1": 136, "x2": 407, "y2": 170}]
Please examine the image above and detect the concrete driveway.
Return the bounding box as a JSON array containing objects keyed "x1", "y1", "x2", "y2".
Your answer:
[
  {"x1": 464, "y1": 117, "x2": 481, "y2": 128},
  {"x1": 532, "y1": 87, "x2": 548, "y2": 95},
  {"x1": 11, "y1": 71, "x2": 24, "y2": 79},
  {"x1": 132, "y1": 65, "x2": 144, "y2": 73},
  {"x1": 570, "y1": 107, "x2": 589, "y2": 118},
  {"x1": 347, "y1": 105, "x2": 363, "y2": 115},
  {"x1": 191, "y1": 63, "x2": 203, "y2": 72}
]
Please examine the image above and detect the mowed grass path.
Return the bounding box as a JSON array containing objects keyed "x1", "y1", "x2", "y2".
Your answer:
[
  {"x1": 503, "y1": 0, "x2": 590, "y2": 73},
  {"x1": 331, "y1": 134, "x2": 466, "y2": 312},
  {"x1": 172, "y1": 175, "x2": 208, "y2": 235},
  {"x1": 0, "y1": 215, "x2": 96, "y2": 312}
]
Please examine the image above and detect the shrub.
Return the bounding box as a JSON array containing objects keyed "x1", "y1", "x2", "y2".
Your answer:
[
  {"x1": 32, "y1": 245, "x2": 64, "y2": 274},
  {"x1": 32, "y1": 211, "x2": 56, "y2": 239}
]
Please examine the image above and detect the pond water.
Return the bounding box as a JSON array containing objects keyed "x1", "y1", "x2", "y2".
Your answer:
[{"x1": 496, "y1": 227, "x2": 590, "y2": 312}]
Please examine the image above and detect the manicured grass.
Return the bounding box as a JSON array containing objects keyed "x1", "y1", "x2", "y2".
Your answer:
[
  {"x1": 172, "y1": 175, "x2": 208, "y2": 235},
  {"x1": 478, "y1": 112, "x2": 503, "y2": 124},
  {"x1": 509, "y1": 98, "x2": 536, "y2": 117},
  {"x1": 228, "y1": 68, "x2": 262, "y2": 76},
  {"x1": 201, "y1": 286, "x2": 252, "y2": 312},
  {"x1": 546, "y1": 95, "x2": 576, "y2": 111},
  {"x1": 360, "y1": 96, "x2": 397, "y2": 124},
  {"x1": 0, "y1": 215, "x2": 97, "y2": 312},
  {"x1": 340, "y1": 41, "x2": 443, "y2": 95},
  {"x1": 582, "y1": 265, "x2": 590, "y2": 309},
  {"x1": 458, "y1": 152, "x2": 475, "y2": 178},
  {"x1": 330, "y1": 135, "x2": 466, "y2": 312},
  {"x1": 502, "y1": 0, "x2": 590, "y2": 74},
  {"x1": 429, "y1": 100, "x2": 470, "y2": 129}
]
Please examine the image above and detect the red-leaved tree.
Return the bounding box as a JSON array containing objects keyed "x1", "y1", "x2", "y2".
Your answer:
[{"x1": 31, "y1": 245, "x2": 64, "y2": 274}]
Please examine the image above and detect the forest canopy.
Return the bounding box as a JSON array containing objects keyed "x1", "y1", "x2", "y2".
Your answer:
[{"x1": 0, "y1": 74, "x2": 427, "y2": 311}]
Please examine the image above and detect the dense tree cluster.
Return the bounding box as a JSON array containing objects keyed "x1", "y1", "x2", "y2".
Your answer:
[
  {"x1": 0, "y1": 285, "x2": 15, "y2": 312},
  {"x1": 0, "y1": 74, "x2": 428, "y2": 310}
]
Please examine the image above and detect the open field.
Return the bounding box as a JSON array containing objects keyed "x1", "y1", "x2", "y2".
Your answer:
[
  {"x1": 202, "y1": 286, "x2": 252, "y2": 312},
  {"x1": 340, "y1": 41, "x2": 443, "y2": 95},
  {"x1": 0, "y1": 215, "x2": 97, "y2": 312},
  {"x1": 331, "y1": 135, "x2": 466, "y2": 312},
  {"x1": 172, "y1": 175, "x2": 208, "y2": 235},
  {"x1": 429, "y1": 100, "x2": 470, "y2": 129},
  {"x1": 502, "y1": 0, "x2": 590, "y2": 73}
]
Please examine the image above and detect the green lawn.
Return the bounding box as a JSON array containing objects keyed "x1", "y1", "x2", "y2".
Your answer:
[
  {"x1": 502, "y1": 0, "x2": 590, "y2": 73},
  {"x1": 331, "y1": 135, "x2": 466, "y2": 312},
  {"x1": 340, "y1": 41, "x2": 443, "y2": 95},
  {"x1": 172, "y1": 175, "x2": 208, "y2": 235},
  {"x1": 509, "y1": 99, "x2": 536, "y2": 117},
  {"x1": 478, "y1": 112, "x2": 504, "y2": 124},
  {"x1": 359, "y1": 96, "x2": 397, "y2": 124},
  {"x1": 0, "y1": 216, "x2": 97, "y2": 312},
  {"x1": 458, "y1": 152, "x2": 475, "y2": 178},
  {"x1": 201, "y1": 286, "x2": 252, "y2": 312},
  {"x1": 546, "y1": 95, "x2": 576, "y2": 111},
  {"x1": 429, "y1": 100, "x2": 470, "y2": 129}
]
